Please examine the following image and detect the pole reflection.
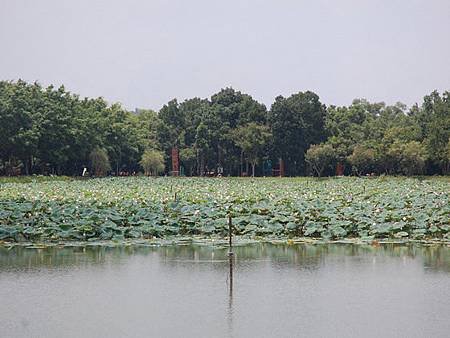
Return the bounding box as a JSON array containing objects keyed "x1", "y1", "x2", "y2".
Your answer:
[{"x1": 227, "y1": 252, "x2": 234, "y2": 337}]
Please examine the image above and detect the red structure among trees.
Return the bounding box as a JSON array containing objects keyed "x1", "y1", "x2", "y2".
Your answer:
[
  {"x1": 171, "y1": 147, "x2": 179, "y2": 176},
  {"x1": 336, "y1": 163, "x2": 345, "y2": 176}
]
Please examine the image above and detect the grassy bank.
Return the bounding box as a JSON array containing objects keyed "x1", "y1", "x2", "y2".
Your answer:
[{"x1": 0, "y1": 177, "x2": 448, "y2": 244}]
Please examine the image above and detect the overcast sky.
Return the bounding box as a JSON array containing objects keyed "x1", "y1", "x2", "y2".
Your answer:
[{"x1": 1, "y1": 0, "x2": 449, "y2": 110}]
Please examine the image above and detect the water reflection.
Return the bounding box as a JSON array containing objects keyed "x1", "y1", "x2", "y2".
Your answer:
[
  {"x1": 1, "y1": 243, "x2": 449, "y2": 338},
  {"x1": 228, "y1": 253, "x2": 234, "y2": 338},
  {"x1": 0, "y1": 243, "x2": 449, "y2": 273}
]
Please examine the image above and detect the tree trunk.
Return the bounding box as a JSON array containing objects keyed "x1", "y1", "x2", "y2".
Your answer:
[
  {"x1": 30, "y1": 156, "x2": 34, "y2": 175},
  {"x1": 240, "y1": 150, "x2": 243, "y2": 177},
  {"x1": 200, "y1": 154, "x2": 205, "y2": 176},
  {"x1": 313, "y1": 164, "x2": 321, "y2": 177},
  {"x1": 251, "y1": 163, "x2": 256, "y2": 177},
  {"x1": 196, "y1": 149, "x2": 201, "y2": 176},
  {"x1": 24, "y1": 158, "x2": 29, "y2": 175}
]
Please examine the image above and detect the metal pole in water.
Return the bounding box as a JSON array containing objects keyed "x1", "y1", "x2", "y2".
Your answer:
[{"x1": 228, "y1": 214, "x2": 233, "y2": 256}]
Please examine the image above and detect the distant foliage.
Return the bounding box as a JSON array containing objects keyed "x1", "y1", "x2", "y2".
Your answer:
[
  {"x1": 305, "y1": 144, "x2": 335, "y2": 177},
  {"x1": 179, "y1": 147, "x2": 197, "y2": 176},
  {"x1": 446, "y1": 138, "x2": 450, "y2": 173},
  {"x1": 139, "y1": 149, "x2": 165, "y2": 176},
  {"x1": 0, "y1": 80, "x2": 449, "y2": 176},
  {"x1": 347, "y1": 145, "x2": 376, "y2": 176},
  {"x1": 269, "y1": 92, "x2": 327, "y2": 175},
  {"x1": 398, "y1": 141, "x2": 427, "y2": 176},
  {"x1": 233, "y1": 123, "x2": 272, "y2": 177},
  {"x1": 89, "y1": 147, "x2": 111, "y2": 176}
]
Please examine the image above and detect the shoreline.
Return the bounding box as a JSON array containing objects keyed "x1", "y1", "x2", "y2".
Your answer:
[{"x1": 1, "y1": 236, "x2": 449, "y2": 249}]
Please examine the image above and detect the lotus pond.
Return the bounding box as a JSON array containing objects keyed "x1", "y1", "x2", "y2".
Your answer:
[{"x1": 0, "y1": 177, "x2": 449, "y2": 244}]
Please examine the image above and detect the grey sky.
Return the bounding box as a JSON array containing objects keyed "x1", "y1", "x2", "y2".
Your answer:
[{"x1": 1, "y1": 0, "x2": 449, "y2": 110}]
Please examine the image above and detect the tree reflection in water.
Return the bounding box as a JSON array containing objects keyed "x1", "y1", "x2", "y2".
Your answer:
[{"x1": 0, "y1": 243, "x2": 449, "y2": 273}]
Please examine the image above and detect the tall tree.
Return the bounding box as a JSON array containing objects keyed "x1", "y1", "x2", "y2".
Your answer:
[
  {"x1": 233, "y1": 123, "x2": 272, "y2": 177},
  {"x1": 305, "y1": 144, "x2": 336, "y2": 177},
  {"x1": 140, "y1": 149, "x2": 165, "y2": 176},
  {"x1": 89, "y1": 147, "x2": 111, "y2": 176},
  {"x1": 414, "y1": 91, "x2": 450, "y2": 173},
  {"x1": 269, "y1": 91, "x2": 327, "y2": 175}
]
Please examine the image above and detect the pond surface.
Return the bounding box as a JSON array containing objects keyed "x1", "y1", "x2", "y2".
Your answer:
[{"x1": 0, "y1": 243, "x2": 449, "y2": 338}]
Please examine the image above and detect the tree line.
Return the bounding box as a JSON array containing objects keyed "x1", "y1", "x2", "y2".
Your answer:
[{"x1": 0, "y1": 80, "x2": 449, "y2": 177}]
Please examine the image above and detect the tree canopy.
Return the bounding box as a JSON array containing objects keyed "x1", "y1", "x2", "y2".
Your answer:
[{"x1": 0, "y1": 80, "x2": 448, "y2": 176}]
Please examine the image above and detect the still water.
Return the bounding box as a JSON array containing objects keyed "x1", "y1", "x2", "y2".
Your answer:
[{"x1": 0, "y1": 243, "x2": 449, "y2": 338}]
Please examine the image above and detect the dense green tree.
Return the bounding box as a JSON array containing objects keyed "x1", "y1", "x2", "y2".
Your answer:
[
  {"x1": 347, "y1": 145, "x2": 376, "y2": 176},
  {"x1": 324, "y1": 98, "x2": 436, "y2": 176},
  {"x1": 179, "y1": 147, "x2": 197, "y2": 176},
  {"x1": 139, "y1": 149, "x2": 165, "y2": 176},
  {"x1": 0, "y1": 80, "x2": 448, "y2": 177},
  {"x1": 233, "y1": 123, "x2": 272, "y2": 177},
  {"x1": 211, "y1": 87, "x2": 267, "y2": 126},
  {"x1": 0, "y1": 80, "x2": 41, "y2": 174},
  {"x1": 305, "y1": 144, "x2": 336, "y2": 177},
  {"x1": 102, "y1": 104, "x2": 141, "y2": 174},
  {"x1": 445, "y1": 138, "x2": 450, "y2": 173},
  {"x1": 89, "y1": 147, "x2": 111, "y2": 176},
  {"x1": 399, "y1": 141, "x2": 427, "y2": 175},
  {"x1": 210, "y1": 88, "x2": 268, "y2": 175},
  {"x1": 269, "y1": 91, "x2": 327, "y2": 175},
  {"x1": 133, "y1": 109, "x2": 160, "y2": 151},
  {"x1": 413, "y1": 91, "x2": 450, "y2": 173},
  {"x1": 158, "y1": 99, "x2": 186, "y2": 146}
]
